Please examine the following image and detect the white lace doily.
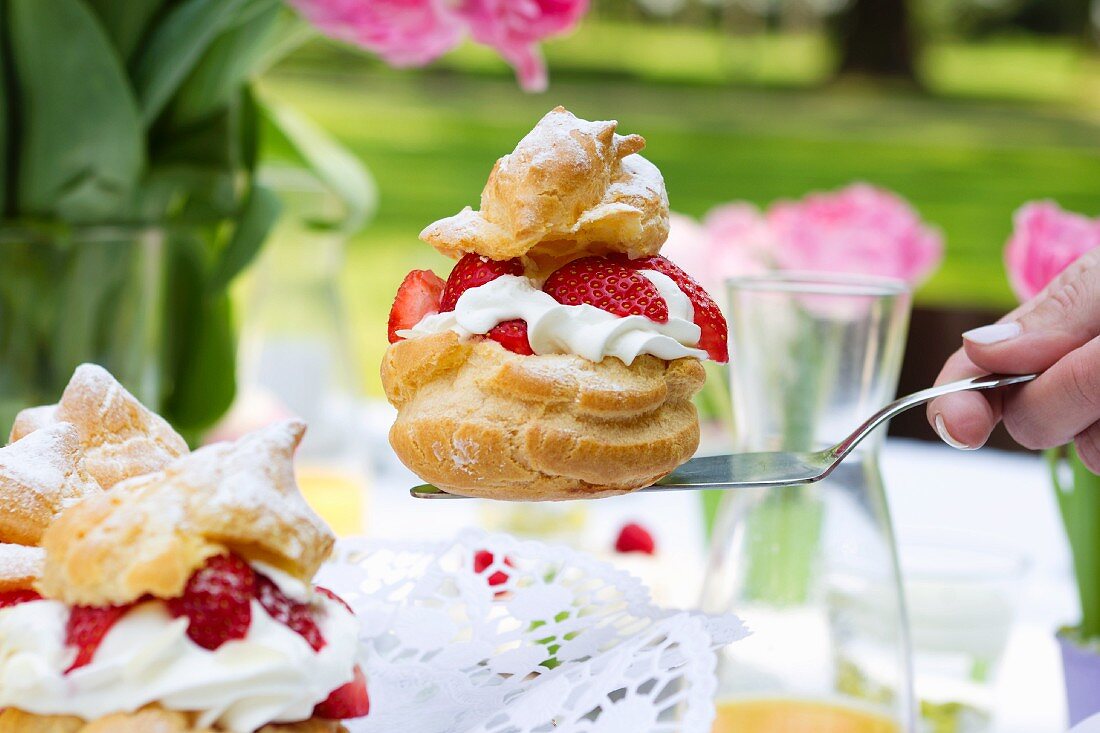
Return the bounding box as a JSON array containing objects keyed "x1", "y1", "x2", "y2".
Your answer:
[{"x1": 315, "y1": 529, "x2": 746, "y2": 733}]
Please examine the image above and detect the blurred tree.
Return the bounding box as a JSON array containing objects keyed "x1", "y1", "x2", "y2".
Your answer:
[
  {"x1": 833, "y1": 0, "x2": 920, "y2": 82},
  {"x1": 1010, "y1": 0, "x2": 1093, "y2": 39}
]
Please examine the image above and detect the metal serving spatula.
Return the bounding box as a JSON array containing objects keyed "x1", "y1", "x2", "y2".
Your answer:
[{"x1": 409, "y1": 372, "x2": 1037, "y2": 500}]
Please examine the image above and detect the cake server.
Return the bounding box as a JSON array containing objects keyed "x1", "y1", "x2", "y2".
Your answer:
[{"x1": 409, "y1": 372, "x2": 1037, "y2": 499}]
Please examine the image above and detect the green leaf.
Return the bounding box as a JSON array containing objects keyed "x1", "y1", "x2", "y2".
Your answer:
[
  {"x1": 154, "y1": 105, "x2": 239, "y2": 170},
  {"x1": 168, "y1": 290, "x2": 237, "y2": 434},
  {"x1": 85, "y1": 0, "x2": 168, "y2": 62},
  {"x1": 208, "y1": 183, "x2": 280, "y2": 293},
  {"x1": 51, "y1": 240, "x2": 132, "y2": 380},
  {"x1": 167, "y1": 0, "x2": 282, "y2": 128},
  {"x1": 238, "y1": 84, "x2": 261, "y2": 173},
  {"x1": 131, "y1": 0, "x2": 249, "y2": 125},
  {"x1": 259, "y1": 96, "x2": 377, "y2": 233},
  {"x1": 138, "y1": 164, "x2": 238, "y2": 223},
  {"x1": 160, "y1": 231, "x2": 237, "y2": 433},
  {"x1": 9, "y1": 0, "x2": 143, "y2": 221}
]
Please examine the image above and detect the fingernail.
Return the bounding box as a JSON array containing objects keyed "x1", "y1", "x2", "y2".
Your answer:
[
  {"x1": 935, "y1": 413, "x2": 976, "y2": 450},
  {"x1": 963, "y1": 321, "x2": 1021, "y2": 345}
]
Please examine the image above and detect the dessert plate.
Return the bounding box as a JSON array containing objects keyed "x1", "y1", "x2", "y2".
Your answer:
[{"x1": 411, "y1": 372, "x2": 1037, "y2": 499}]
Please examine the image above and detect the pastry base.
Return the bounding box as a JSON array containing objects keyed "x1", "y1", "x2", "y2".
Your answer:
[{"x1": 382, "y1": 332, "x2": 705, "y2": 501}]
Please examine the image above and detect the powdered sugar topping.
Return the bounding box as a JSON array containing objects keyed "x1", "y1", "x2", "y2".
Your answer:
[{"x1": 0, "y1": 544, "x2": 44, "y2": 584}]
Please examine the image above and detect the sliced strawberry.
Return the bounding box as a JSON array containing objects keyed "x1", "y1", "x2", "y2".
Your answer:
[
  {"x1": 0, "y1": 589, "x2": 41, "y2": 609},
  {"x1": 388, "y1": 270, "x2": 446, "y2": 344},
  {"x1": 314, "y1": 665, "x2": 370, "y2": 720},
  {"x1": 256, "y1": 573, "x2": 326, "y2": 652},
  {"x1": 614, "y1": 522, "x2": 656, "y2": 555},
  {"x1": 66, "y1": 604, "x2": 132, "y2": 672},
  {"x1": 612, "y1": 254, "x2": 728, "y2": 363},
  {"x1": 474, "y1": 550, "x2": 514, "y2": 587},
  {"x1": 440, "y1": 254, "x2": 524, "y2": 312},
  {"x1": 487, "y1": 319, "x2": 534, "y2": 355},
  {"x1": 316, "y1": 586, "x2": 355, "y2": 616},
  {"x1": 543, "y1": 256, "x2": 669, "y2": 323},
  {"x1": 167, "y1": 554, "x2": 254, "y2": 651}
]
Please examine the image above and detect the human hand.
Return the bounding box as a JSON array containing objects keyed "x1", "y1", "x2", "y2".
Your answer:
[{"x1": 927, "y1": 249, "x2": 1100, "y2": 470}]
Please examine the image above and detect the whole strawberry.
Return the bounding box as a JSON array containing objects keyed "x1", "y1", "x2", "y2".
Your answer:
[
  {"x1": 440, "y1": 254, "x2": 524, "y2": 311},
  {"x1": 612, "y1": 255, "x2": 728, "y2": 362},
  {"x1": 167, "y1": 554, "x2": 255, "y2": 651},
  {"x1": 66, "y1": 603, "x2": 133, "y2": 672},
  {"x1": 543, "y1": 256, "x2": 669, "y2": 322},
  {"x1": 388, "y1": 269, "x2": 446, "y2": 344}
]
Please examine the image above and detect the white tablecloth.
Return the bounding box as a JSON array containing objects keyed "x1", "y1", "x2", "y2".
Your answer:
[{"x1": 363, "y1": 407, "x2": 1072, "y2": 732}]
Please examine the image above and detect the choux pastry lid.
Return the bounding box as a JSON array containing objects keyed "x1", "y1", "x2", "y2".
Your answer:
[
  {"x1": 420, "y1": 107, "x2": 670, "y2": 274},
  {"x1": 38, "y1": 419, "x2": 335, "y2": 606}
]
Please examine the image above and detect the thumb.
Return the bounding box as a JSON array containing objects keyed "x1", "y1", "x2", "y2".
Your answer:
[{"x1": 963, "y1": 250, "x2": 1100, "y2": 374}]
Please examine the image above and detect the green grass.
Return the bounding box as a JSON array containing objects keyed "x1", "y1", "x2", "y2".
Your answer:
[{"x1": 260, "y1": 30, "x2": 1100, "y2": 396}]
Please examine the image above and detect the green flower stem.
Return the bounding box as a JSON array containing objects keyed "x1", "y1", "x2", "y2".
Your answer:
[{"x1": 1049, "y1": 445, "x2": 1100, "y2": 639}]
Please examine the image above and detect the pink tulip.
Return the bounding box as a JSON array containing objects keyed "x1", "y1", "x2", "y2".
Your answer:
[
  {"x1": 704, "y1": 202, "x2": 773, "y2": 275},
  {"x1": 1005, "y1": 200, "x2": 1100, "y2": 302},
  {"x1": 460, "y1": 0, "x2": 589, "y2": 91},
  {"x1": 767, "y1": 183, "x2": 943, "y2": 286},
  {"x1": 659, "y1": 208, "x2": 769, "y2": 302},
  {"x1": 289, "y1": 0, "x2": 465, "y2": 67},
  {"x1": 290, "y1": 0, "x2": 589, "y2": 91}
]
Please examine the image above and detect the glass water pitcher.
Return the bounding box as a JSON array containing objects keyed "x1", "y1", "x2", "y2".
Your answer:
[
  {"x1": 701, "y1": 273, "x2": 916, "y2": 733},
  {"x1": 237, "y1": 167, "x2": 370, "y2": 536}
]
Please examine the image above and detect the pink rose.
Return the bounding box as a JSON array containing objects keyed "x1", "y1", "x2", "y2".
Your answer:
[
  {"x1": 460, "y1": 0, "x2": 589, "y2": 91},
  {"x1": 1005, "y1": 200, "x2": 1100, "y2": 302},
  {"x1": 289, "y1": 0, "x2": 464, "y2": 67},
  {"x1": 767, "y1": 183, "x2": 943, "y2": 286}
]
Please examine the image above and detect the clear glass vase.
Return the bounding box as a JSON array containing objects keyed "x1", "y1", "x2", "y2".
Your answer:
[
  {"x1": 0, "y1": 224, "x2": 164, "y2": 430},
  {"x1": 700, "y1": 273, "x2": 915, "y2": 733},
  {"x1": 236, "y1": 167, "x2": 370, "y2": 536}
]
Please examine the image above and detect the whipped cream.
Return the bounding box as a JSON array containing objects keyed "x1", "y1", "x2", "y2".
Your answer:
[
  {"x1": 401, "y1": 272, "x2": 707, "y2": 364},
  {"x1": 0, "y1": 586, "x2": 361, "y2": 732}
]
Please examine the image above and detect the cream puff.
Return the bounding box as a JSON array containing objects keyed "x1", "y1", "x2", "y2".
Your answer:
[
  {"x1": 0, "y1": 398, "x2": 368, "y2": 731},
  {"x1": 10, "y1": 363, "x2": 189, "y2": 490},
  {"x1": 382, "y1": 107, "x2": 727, "y2": 500}
]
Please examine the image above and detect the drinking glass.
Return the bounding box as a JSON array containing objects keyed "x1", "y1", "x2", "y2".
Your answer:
[
  {"x1": 898, "y1": 532, "x2": 1026, "y2": 733},
  {"x1": 701, "y1": 273, "x2": 915, "y2": 733}
]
